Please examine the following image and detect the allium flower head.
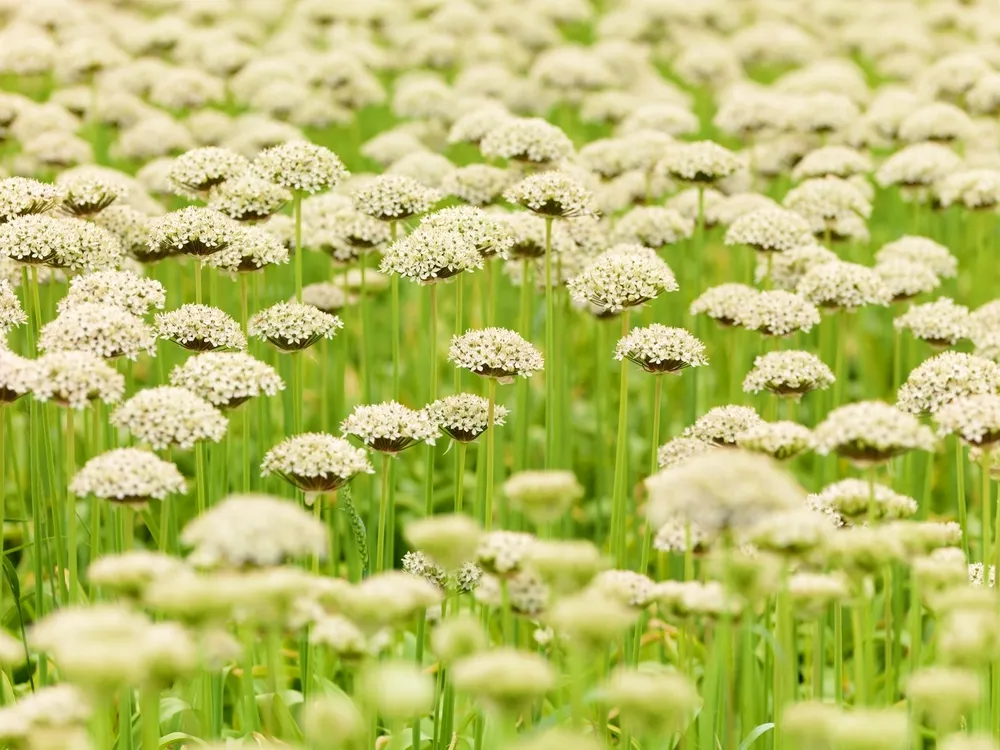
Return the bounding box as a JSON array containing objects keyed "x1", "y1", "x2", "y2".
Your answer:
[
  {"x1": 501, "y1": 212, "x2": 576, "y2": 260},
  {"x1": 690, "y1": 283, "x2": 760, "y2": 327},
  {"x1": 783, "y1": 176, "x2": 872, "y2": 230},
  {"x1": 181, "y1": 493, "x2": 327, "y2": 568},
  {"x1": 763, "y1": 243, "x2": 837, "y2": 292},
  {"x1": 0, "y1": 215, "x2": 123, "y2": 270},
  {"x1": 155, "y1": 305, "x2": 246, "y2": 352},
  {"x1": 709, "y1": 193, "x2": 779, "y2": 228},
  {"x1": 441, "y1": 164, "x2": 515, "y2": 206},
  {"x1": 875, "y1": 143, "x2": 962, "y2": 189},
  {"x1": 937, "y1": 169, "x2": 1000, "y2": 211},
  {"x1": 421, "y1": 206, "x2": 515, "y2": 259},
  {"x1": 59, "y1": 271, "x2": 165, "y2": 317},
  {"x1": 380, "y1": 226, "x2": 482, "y2": 283},
  {"x1": 568, "y1": 251, "x2": 677, "y2": 313},
  {"x1": 170, "y1": 352, "x2": 283, "y2": 409},
  {"x1": 427, "y1": 393, "x2": 509, "y2": 442},
  {"x1": 147, "y1": 207, "x2": 238, "y2": 259},
  {"x1": 447, "y1": 105, "x2": 515, "y2": 146},
  {"x1": 451, "y1": 647, "x2": 555, "y2": 713},
  {"x1": 796, "y1": 261, "x2": 892, "y2": 311},
  {"x1": 646, "y1": 449, "x2": 805, "y2": 535},
  {"x1": 207, "y1": 173, "x2": 291, "y2": 222},
  {"x1": 617, "y1": 102, "x2": 698, "y2": 137},
  {"x1": 475, "y1": 531, "x2": 535, "y2": 576},
  {"x1": 405, "y1": 514, "x2": 482, "y2": 572},
  {"x1": 683, "y1": 405, "x2": 764, "y2": 447},
  {"x1": 351, "y1": 174, "x2": 442, "y2": 221},
  {"x1": 737, "y1": 290, "x2": 820, "y2": 337},
  {"x1": 615, "y1": 324, "x2": 707, "y2": 374},
  {"x1": 791, "y1": 146, "x2": 872, "y2": 181},
  {"x1": 111, "y1": 386, "x2": 228, "y2": 450},
  {"x1": 0, "y1": 348, "x2": 34, "y2": 404},
  {"x1": 39, "y1": 303, "x2": 156, "y2": 361},
  {"x1": 504, "y1": 171, "x2": 598, "y2": 220},
  {"x1": 0, "y1": 279, "x2": 26, "y2": 333},
  {"x1": 341, "y1": 401, "x2": 437, "y2": 453},
  {"x1": 657, "y1": 436, "x2": 715, "y2": 470},
  {"x1": 94, "y1": 205, "x2": 151, "y2": 259},
  {"x1": 898, "y1": 101, "x2": 974, "y2": 144},
  {"x1": 261, "y1": 433, "x2": 374, "y2": 492},
  {"x1": 875, "y1": 236, "x2": 957, "y2": 279},
  {"x1": 935, "y1": 394, "x2": 1000, "y2": 447},
  {"x1": 504, "y1": 470, "x2": 584, "y2": 525},
  {"x1": 479, "y1": 117, "x2": 574, "y2": 165},
  {"x1": 810, "y1": 479, "x2": 917, "y2": 525},
  {"x1": 655, "y1": 140, "x2": 741, "y2": 185},
  {"x1": 894, "y1": 297, "x2": 971, "y2": 347},
  {"x1": 897, "y1": 353, "x2": 1000, "y2": 416},
  {"x1": 248, "y1": 302, "x2": 343, "y2": 351},
  {"x1": 252, "y1": 141, "x2": 349, "y2": 195},
  {"x1": 70, "y1": 448, "x2": 186, "y2": 505},
  {"x1": 814, "y1": 401, "x2": 936, "y2": 464},
  {"x1": 87, "y1": 551, "x2": 186, "y2": 599},
  {"x1": 448, "y1": 327, "x2": 544, "y2": 383},
  {"x1": 736, "y1": 421, "x2": 814, "y2": 460},
  {"x1": 55, "y1": 169, "x2": 127, "y2": 217},
  {"x1": 875, "y1": 259, "x2": 940, "y2": 302},
  {"x1": 205, "y1": 225, "x2": 290, "y2": 274},
  {"x1": 742, "y1": 350, "x2": 835, "y2": 398},
  {"x1": 0, "y1": 177, "x2": 59, "y2": 223},
  {"x1": 724, "y1": 207, "x2": 813, "y2": 254},
  {"x1": 29, "y1": 350, "x2": 125, "y2": 409},
  {"x1": 610, "y1": 206, "x2": 693, "y2": 247},
  {"x1": 301, "y1": 282, "x2": 348, "y2": 313},
  {"x1": 168, "y1": 147, "x2": 249, "y2": 193}
]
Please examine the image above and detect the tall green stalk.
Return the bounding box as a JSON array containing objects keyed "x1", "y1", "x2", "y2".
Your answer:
[
  {"x1": 293, "y1": 192, "x2": 304, "y2": 303},
  {"x1": 484, "y1": 378, "x2": 497, "y2": 530},
  {"x1": 390, "y1": 221, "x2": 400, "y2": 399},
  {"x1": 425, "y1": 284, "x2": 438, "y2": 518},
  {"x1": 611, "y1": 310, "x2": 631, "y2": 567},
  {"x1": 544, "y1": 217, "x2": 555, "y2": 468},
  {"x1": 65, "y1": 407, "x2": 78, "y2": 604}
]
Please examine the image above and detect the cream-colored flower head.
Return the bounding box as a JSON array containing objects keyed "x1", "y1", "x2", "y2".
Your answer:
[
  {"x1": 898, "y1": 353, "x2": 1000, "y2": 416},
  {"x1": 792, "y1": 146, "x2": 872, "y2": 182},
  {"x1": 205, "y1": 225, "x2": 290, "y2": 274},
  {"x1": 876, "y1": 236, "x2": 957, "y2": 279},
  {"x1": 29, "y1": 350, "x2": 125, "y2": 409},
  {"x1": 449, "y1": 327, "x2": 544, "y2": 383},
  {"x1": 0, "y1": 177, "x2": 59, "y2": 223},
  {"x1": 0, "y1": 215, "x2": 123, "y2": 271},
  {"x1": 70, "y1": 448, "x2": 186, "y2": 505},
  {"x1": 341, "y1": 401, "x2": 437, "y2": 453},
  {"x1": 0, "y1": 279, "x2": 26, "y2": 334},
  {"x1": 168, "y1": 146, "x2": 249, "y2": 194},
  {"x1": 504, "y1": 171, "x2": 598, "y2": 220},
  {"x1": 898, "y1": 102, "x2": 974, "y2": 144},
  {"x1": 111, "y1": 386, "x2": 227, "y2": 450},
  {"x1": 894, "y1": 297, "x2": 971, "y2": 347},
  {"x1": 441, "y1": 164, "x2": 515, "y2": 206},
  {"x1": 875, "y1": 143, "x2": 962, "y2": 189},
  {"x1": 504, "y1": 470, "x2": 584, "y2": 525},
  {"x1": 0, "y1": 347, "x2": 34, "y2": 404},
  {"x1": 611, "y1": 206, "x2": 693, "y2": 247},
  {"x1": 815, "y1": 401, "x2": 936, "y2": 464},
  {"x1": 351, "y1": 174, "x2": 442, "y2": 221},
  {"x1": 147, "y1": 207, "x2": 238, "y2": 259},
  {"x1": 427, "y1": 393, "x2": 508, "y2": 442},
  {"x1": 420, "y1": 206, "x2": 515, "y2": 259},
  {"x1": 248, "y1": 302, "x2": 343, "y2": 351},
  {"x1": 479, "y1": 117, "x2": 574, "y2": 165},
  {"x1": 55, "y1": 168, "x2": 129, "y2": 218},
  {"x1": 252, "y1": 140, "x2": 348, "y2": 194},
  {"x1": 875, "y1": 259, "x2": 940, "y2": 302},
  {"x1": 935, "y1": 394, "x2": 1000, "y2": 447},
  {"x1": 181, "y1": 493, "x2": 327, "y2": 568},
  {"x1": 724, "y1": 207, "x2": 813, "y2": 254},
  {"x1": 762, "y1": 243, "x2": 837, "y2": 291},
  {"x1": 261, "y1": 433, "x2": 374, "y2": 492},
  {"x1": 796, "y1": 261, "x2": 892, "y2": 312},
  {"x1": 380, "y1": 226, "x2": 482, "y2": 283},
  {"x1": 783, "y1": 176, "x2": 871, "y2": 232},
  {"x1": 742, "y1": 350, "x2": 835, "y2": 398},
  {"x1": 655, "y1": 140, "x2": 741, "y2": 185},
  {"x1": 207, "y1": 173, "x2": 291, "y2": 222},
  {"x1": 451, "y1": 647, "x2": 556, "y2": 713},
  {"x1": 810, "y1": 479, "x2": 917, "y2": 525},
  {"x1": 501, "y1": 212, "x2": 577, "y2": 260},
  {"x1": 59, "y1": 271, "x2": 165, "y2": 318},
  {"x1": 736, "y1": 291, "x2": 820, "y2": 337},
  {"x1": 169, "y1": 352, "x2": 283, "y2": 409},
  {"x1": 568, "y1": 250, "x2": 677, "y2": 313},
  {"x1": 39, "y1": 303, "x2": 156, "y2": 361},
  {"x1": 736, "y1": 421, "x2": 814, "y2": 460},
  {"x1": 690, "y1": 283, "x2": 760, "y2": 327},
  {"x1": 615, "y1": 324, "x2": 707, "y2": 374},
  {"x1": 87, "y1": 551, "x2": 186, "y2": 599},
  {"x1": 709, "y1": 193, "x2": 779, "y2": 228},
  {"x1": 683, "y1": 405, "x2": 764, "y2": 447},
  {"x1": 155, "y1": 304, "x2": 246, "y2": 352},
  {"x1": 656, "y1": 436, "x2": 715, "y2": 470}
]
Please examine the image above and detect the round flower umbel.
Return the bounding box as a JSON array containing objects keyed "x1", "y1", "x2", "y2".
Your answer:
[
  {"x1": 791, "y1": 146, "x2": 872, "y2": 182},
  {"x1": 657, "y1": 436, "x2": 715, "y2": 470},
  {"x1": 147, "y1": 207, "x2": 238, "y2": 259},
  {"x1": 724, "y1": 207, "x2": 814, "y2": 254},
  {"x1": 248, "y1": 302, "x2": 343, "y2": 352},
  {"x1": 475, "y1": 531, "x2": 535, "y2": 576},
  {"x1": 568, "y1": 251, "x2": 678, "y2": 314},
  {"x1": 448, "y1": 327, "x2": 544, "y2": 384},
  {"x1": 39, "y1": 303, "x2": 157, "y2": 361},
  {"x1": 427, "y1": 393, "x2": 509, "y2": 442},
  {"x1": 504, "y1": 171, "x2": 598, "y2": 220},
  {"x1": 55, "y1": 170, "x2": 127, "y2": 217},
  {"x1": 95, "y1": 205, "x2": 152, "y2": 260},
  {"x1": 761, "y1": 243, "x2": 837, "y2": 292},
  {"x1": 29, "y1": 350, "x2": 125, "y2": 410},
  {"x1": 875, "y1": 143, "x2": 962, "y2": 191},
  {"x1": 0, "y1": 215, "x2": 120, "y2": 270},
  {"x1": 501, "y1": 212, "x2": 577, "y2": 260},
  {"x1": 615, "y1": 324, "x2": 708, "y2": 374},
  {"x1": 894, "y1": 297, "x2": 971, "y2": 348},
  {"x1": 261, "y1": 433, "x2": 374, "y2": 493},
  {"x1": 380, "y1": 226, "x2": 483, "y2": 284},
  {"x1": 341, "y1": 401, "x2": 438, "y2": 454},
  {"x1": 875, "y1": 236, "x2": 958, "y2": 279},
  {"x1": 782, "y1": 176, "x2": 872, "y2": 230},
  {"x1": 504, "y1": 470, "x2": 585, "y2": 526},
  {"x1": 441, "y1": 164, "x2": 516, "y2": 207},
  {"x1": 742, "y1": 350, "x2": 835, "y2": 399},
  {"x1": 204, "y1": 225, "x2": 290, "y2": 274},
  {"x1": 935, "y1": 395, "x2": 1000, "y2": 448},
  {"x1": 610, "y1": 206, "x2": 694, "y2": 248},
  {"x1": 311, "y1": 210, "x2": 392, "y2": 264},
  {"x1": 180, "y1": 493, "x2": 327, "y2": 569},
  {"x1": 207, "y1": 173, "x2": 291, "y2": 222},
  {"x1": 655, "y1": 140, "x2": 741, "y2": 185},
  {"x1": 796, "y1": 261, "x2": 892, "y2": 312},
  {"x1": 0, "y1": 177, "x2": 59, "y2": 223},
  {"x1": 0, "y1": 278, "x2": 26, "y2": 333},
  {"x1": 683, "y1": 405, "x2": 764, "y2": 447},
  {"x1": 59, "y1": 271, "x2": 165, "y2": 318},
  {"x1": 0, "y1": 348, "x2": 35, "y2": 404},
  {"x1": 252, "y1": 141, "x2": 349, "y2": 195},
  {"x1": 168, "y1": 146, "x2": 249, "y2": 194},
  {"x1": 420, "y1": 206, "x2": 515, "y2": 259},
  {"x1": 111, "y1": 386, "x2": 228, "y2": 451},
  {"x1": 169, "y1": 352, "x2": 283, "y2": 410},
  {"x1": 155, "y1": 305, "x2": 246, "y2": 352},
  {"x1": 478, "y1": 117, "x2": 574, "y2": 166},
  {"x1": 875, "y1": 259, "x2": 940, "y2": 303},
  {"x1": 352, "y1": 175, "x2": 442, "y2": 222},
  {"x1": 815, "y1": 401, "x2": 936, "y2": 465},
  {"x1": 810, "y1": 479, "x2": 918, "y2": 526},
  {"x1": 737, "y1": 290, "x2": 821, "y2": 337},
  {"x1": 736, "y1": 421, "x2": 814, "y2": 461},
  {"x1": 897, "y1": 353, "x2": 1000, "y2": 416},
  {"x1": 70, "y1": 448, "x2": 186, "y2": 506},
  {"x1": 690, "y1": 283, "x2": 760, "y2": 327}
]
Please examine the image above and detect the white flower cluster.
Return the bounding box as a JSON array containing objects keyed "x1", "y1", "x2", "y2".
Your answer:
[
  {"x1": 709, "y1": 193, "x2": 778, "y2": 227},
  {"x1": 181, "y1": 493, "x2": 328, "y2": 568},
  {"x1": 207, "y1": 173, "x2": 291, "y2": 221},
  {"x1": 791, "y1": 146, "x2": 872, "y2": 181},
  {"x1": 809, "y1": 479, "x2": 918, "y2": 525},
  {"x1": 656, "y1": 140, "x2": 741, "y2": 184},
  {"x1": 934, "y1": 394, "x2": 1000, "y2": 446},
  {"x1": 421, "y1": 206, "x2": 515, "y2": 259},
  {"x1": 205, "y1": 225, "x2": 290, "y2": 274},
  {"x1": 380, "y1": 226, "x2": 483, "y2": 283},
  {"x1": 611, "y1": 206, "x2": 693, "y2": 247},
  {"x1": 736, "y1": 421, "x2": 814, "y2": 460},
  {"x1": 690, "y1": 283, "x2": 760, "y2": 326},
  {"x1": 59, "y1": 271, "x2": 165, "y2": 317},
  {"x1": 683, "y1": 405, "x2": 764, "y2": 447},
  {"x1": 0, "y1": 347, "x2": 35, "y2": 403},
  {"x1": 302, "y1": 282, "x2": 348, "y2": 313},
  {"x1": 614, "y1": 324, "x2": 708, "y2": 374},
  {"x1": 168, "y1": 146, "x2": 249, "y2": 193},
  {"x1": 504, "y1": 470, "x2": 585, "y2": 524},
  {"x1": 815, "y1": 401, "x2": 937, "y2": 463},
  {"x1": 93, "y1": 206, "x2": 151, "y2": 258},
  {"x1": 936, "y1": 169, "x2": 1000, "y2": 211},
  {"x1": 39, "y1": 303, "x2": 157, "y2": 361},
  {"x1": 568, "y1": 251, "x2": 677, "y2": 313},
  {"x1": 796, "y1": 261, "x2": 892, "y2": 311},
  {"x1": 170, "y1": 352, "x2": 283, "y2": 409},
  {"x1": 783, "y1": 176, "x2": 872, "y2": 228},
  {"x1": 30, "y1": 350, "x2": 125, "y2": 409},
  {"x1": 875, "y1": 236, "x2": 957, "y2": 279},
  {"x1": 739, "y1": 290, "x2": 820, "y2": 337},
  {"x1": 0, "y1": 278, "x2": 26, "y2": 333},
  {"x1": 724, "y1": 207, "x2": 813, "y2": 253},
  {"x1": 448, "y1": 327, "x2": 544, "y2": 382},
  {"x1": 501, "y1": 212, "x2": 577, "y2": 259},
  {"x1": 248, "y1": 302, "x2": 343, "y2": 351},
  {"x1": 656, "y1": 436, "x2": 715, "y2": 470},
  {"x1": 504, "y1": 171, "x2": 598, "y2": 220},
  {"x1": 427, "y1": 393, "x2": 509, "y2": 442},
  {"x1": 147, "y1": 207, "x2": 239, "y2": 258},
  {"x1": 875, "y1": 143, "x2": 961, "y2": 189},
  {"x1": 441, "y1": 164, "x2": 515, "y2": 206},
  {"x1": 875, "y1": 259, "x2": 940, "y2": 302},
  {"x1": 341, "y1": 401, "x2": 438, "y2": 453},
  {"x1": 0, "y1": 177, "x2": 59, "y2": 222},
  {"x1": 352, "y1": 175, "x2": 442, "y2": 221},
  {"x1": 479, "y1": 117, "x2": 574, "y2": 164},
  {"x1": 261, "y1": 433, "x2": 374, "y2": 492},
  {"x1": 70, "y1": 448, "x2": 186, "y2": 504},
  {"x1": 898, "y1": 102, "x2": 973, "y2": 143},
  {"x1": 253, "y1": 141, "x2": 349, "y2": 195},
  {"x1": 897, "y1": 353, "x2": 1000, "y2": 416},
  {"x1": 155, "y1": 304, "x2": 246, "y2": 351},
  {"x1": 475, "y1": 531, "x2": 535, "y2": 575},
  {"x1": 56, "y1": 169, "x2": 127, "y2": 217},
  {"x1": 762, "y1": 244, "x2": 837, "y2": 291},
  {"x1": 0, "y1": 215, "x2": 123, "y2": 270},
  {"x1": 742, "y1": 350, "x2": 835, "y2": 397},
  {"x1": 111, "y1": 386, "x2": 228, "y2": 450},
  {"x1": 894, "y1": 297, "x2": 971, "y2": 346}
]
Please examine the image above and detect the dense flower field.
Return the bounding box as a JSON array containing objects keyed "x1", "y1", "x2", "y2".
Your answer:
[{"x1": 2, "y1": 1, "x2": 1000, "y2": 749}]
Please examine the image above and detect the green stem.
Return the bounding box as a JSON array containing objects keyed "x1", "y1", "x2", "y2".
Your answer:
[
  {"x1": 834, "y1": 602, "x2": 844, "y2": 705},
  {"x1": 391, "y1": 221, "x2": 400, "y2": 398},
  {"x1": 484, "y1": 378, "x2": 497, "y2": 530},
  {"x1": 425, "y1": 284, "x2": 438, "y2": 518},
  {"x1": 359, "y1": 259, "x2": 372, "y2": 403},
  {"x1": 650, "y1": 375, "x2": 662, "y2": 477},
  {"x1": 65, "y1": 408, "x2": 78, "y2": 604},
  {"x1": 292, "y1": 350, "x2": 303, "y2": 435},
  {"x1": 140, "y1": 686, "x2": 160, "y2": 750},
  {"x1": 982, "y1": 448, "x2": 992, "y2": 568},
  {"x1": 544, "y1": 217, "x2": 555, "y2": 468},
  {"x1": 455, "y1": 441, "x2": 467, "y2": 514},
  {"x1": 515, "y1": 259, "x2": 532, "y2": 472},
  {"x1": 294, "y1": 192, "x2": 303, "y2": 302},
  {"x1": 611, "y1": 310, "x2": 631, "y2": 567},
  {"x1": 455, "y1": 273, "x2": 463, "y2": 393},
  {"x1": 376, "y1": 455, "x2": 391, "y2": 572},
  {"x1": 195, "y1": 259, "x2": 202, "y2": 305},
  {"x1": 957, "y1": 440, "x2": 969, "y2": 559},
  {"x1": 196, "y1": 442, "x2": 206, "y2": 515}
]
